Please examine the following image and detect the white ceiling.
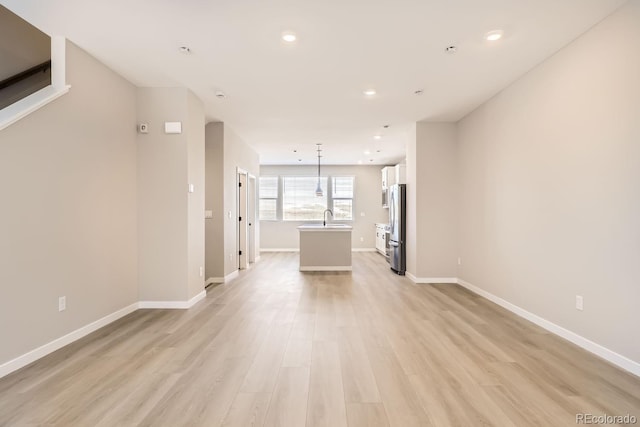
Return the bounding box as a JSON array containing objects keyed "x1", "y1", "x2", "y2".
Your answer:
[{"x1": 1, "y1": 0, "x2": 626, "y2": 165}]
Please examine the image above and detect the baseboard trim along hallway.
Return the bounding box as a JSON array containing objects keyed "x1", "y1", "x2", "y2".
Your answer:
[
  {"x1": 1, "y1": 289, "x2": 208, "y2": 379},
  {"x1": 406, "y1": 273, "x2": 458, "y2": 284},
  {"x1": 455, "y1": 278, "x2": 640, "y2": 377},
  {"x1": 407, "y1": 271, "x2": 640, "y2": 377},
  {"x1": 139, "y1": 290, "x2": 206, "y2": 309},
  {"x1": 0, "y1": 302, "x2": 138, "y2": 379},
  {"x1": 0, "y1": 253, "x2": 638, "y2": 425}
]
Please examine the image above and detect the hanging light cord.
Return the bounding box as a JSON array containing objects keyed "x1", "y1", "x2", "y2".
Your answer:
[{"x1": 317, "y1": 145, "x2": 321, "y2": 181}]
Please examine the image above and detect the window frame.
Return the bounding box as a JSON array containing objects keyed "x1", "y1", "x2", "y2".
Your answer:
[
  {"x1": 257, "y1": 174, "x2": 356, "y2": 222},
  {"x1": 258, "y1": 176, "x2": 279, "y2": 221},
  {"x1": 331, "y1": 176, "x2": 355, "y2": 221}
]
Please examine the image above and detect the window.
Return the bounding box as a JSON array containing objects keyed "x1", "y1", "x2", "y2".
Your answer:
[
  {"x1": 282, "y1": 176, "x2": 328, "y2": 221},
  {"x1": 259, "y1": 176, "x2": 278, "y2": 220},
  {"x1": 332, "y1": 176, "x2": 354, "y2": 220},
  {"x1": 259, "y1": 175, "x2": 355, "y2": 222}
]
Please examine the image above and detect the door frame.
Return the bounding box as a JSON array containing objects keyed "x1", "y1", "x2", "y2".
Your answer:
[
  {"x1": 248, "y1": 174, "x2": 257, "y2": 264},
  {"x1": 237, "y1": 168, "x2": 249, "y2": 270}
]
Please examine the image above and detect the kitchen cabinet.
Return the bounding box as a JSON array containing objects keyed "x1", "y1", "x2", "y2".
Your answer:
[
  {"x1": 381, "y1": 164, "x2": 405, "y2": 208},
  {"x1": 375, "y1": 223, "x2": 388, "y2": 256},
  {"x1": 298, "y1": 225, "x2": 353, "y2": 271},
  {"x1": 381, "y1": 166, "x2": 396, "y2": 190}
]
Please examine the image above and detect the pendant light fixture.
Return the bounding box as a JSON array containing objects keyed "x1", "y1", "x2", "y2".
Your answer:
[{"x1": 315, "y1": 143, "x2": 323, "y2": 197}]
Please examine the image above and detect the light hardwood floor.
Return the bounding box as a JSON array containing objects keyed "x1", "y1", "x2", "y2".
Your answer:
[{"x1": 1, "y1": 252, "x2": 639, "y2": 426}]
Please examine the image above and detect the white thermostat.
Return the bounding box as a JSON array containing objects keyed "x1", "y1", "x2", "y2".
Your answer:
[{"x1": 164, "y1": 122, "x2": 182, "y2": 134}]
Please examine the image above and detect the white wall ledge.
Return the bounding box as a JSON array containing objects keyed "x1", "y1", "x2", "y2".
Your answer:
[
  {"x1": 0, "y1": 84, "x2": 70, "y2": 131},
  {"x1": 0, "y1": 36, "x2": 69, "y2": 132}
]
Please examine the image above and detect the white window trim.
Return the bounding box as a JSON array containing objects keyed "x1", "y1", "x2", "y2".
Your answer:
[
  {"x1": 331, "y1": 176, "x2": 355, "y2": 221},
  {"x1": 258, "y1": 176, "x2": 279, "y2": 221},
  {"x1": 0, "y1": 36, "x2": 71, "y2": 132},
  {"x1": 258, "y1": 175, "x2": 355, "y2": 222}
]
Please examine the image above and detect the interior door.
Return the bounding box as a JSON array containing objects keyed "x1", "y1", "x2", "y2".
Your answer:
[
  {"x1": 238, "y1": 171, "x2": 248, "y2": 270},
  {"x1": 248, "y1": 175, "x2": 257, "y2": 264}
]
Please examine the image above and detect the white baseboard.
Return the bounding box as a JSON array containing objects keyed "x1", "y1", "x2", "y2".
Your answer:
[
  {"x1": 139, "y1": 290, "x2": 206, "y2": 309},
  {"x1": 456, "y1": 278, "x2": 640, "y2": 378},
  {"x1": 352, "y1": 248, "x2": 376, "y2": 252},
  {"x1": 205, "y1": 271, "x2": 239, "y2": 285},
  {"x1": 300, "y1": 266, "x2": 352, "y2": 271},
  {"x1": 0, "y1": 302, "x2": 138, "y2": 379},
  {"x1": 224, "y1": 270, "x2": 239, "y2": 283},
  {"x1": 406, "y1": 272, "x2": 457, "y2": 284}
]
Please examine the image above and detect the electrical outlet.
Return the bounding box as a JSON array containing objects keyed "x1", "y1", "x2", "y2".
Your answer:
[
  {"x1": 199, "y1": 266, "x2": 204, "y2": 277},
  {"x1": 576, "y1": 295, "x2": 584, "y2": 311},
  {"x1": 58, "y1": 296, "x2": 66, "y2": 312},
  {"x1": 229, "y1": 253, "x2": 233, "y2": 260},
  {"x1": 457, "y1": 257, "x2": 462, "y2": 266},
  {"x1": 360, "y1": 237, "x2": 364, "y2": 242}
]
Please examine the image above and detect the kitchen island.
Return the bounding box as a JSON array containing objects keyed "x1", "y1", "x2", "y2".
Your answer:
[{"x1": 298, "y1": 224, "x2": 352, "y2": 271}]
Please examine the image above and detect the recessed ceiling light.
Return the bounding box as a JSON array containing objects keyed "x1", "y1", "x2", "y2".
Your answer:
[
  {"x1": 369, "y1": 159, "x2": 374, "y2": 162},
  {"x1": 358, "y1": 160, "x2": 363, "y2": 165},
  {"x1": 293, "y1": 149, "x2": 297, "y2": 153},
  {"x1": 376, "y1": 150, "x2": 381, "y2": 153},
  {"x1": 383, "y1": 125, "x2": 390, "y2": 129},
  {"x1": 282, "y1": 32, "x2": 297, "y2": 42},
  {"x1": 445, "y1": 46, "x2": 457, "y2": 54},
  {"x1": 298, "y1": 159, "x2": 302, "y2": 162},
  {"x1": 373, "y1": 135, "x2": 382, "y2": 140},
  {"x1": 414, "y1": 89, "x2": 424, "y2": 95},
  {"x1": 364, "y1": 150, "x2": 371, "y2": 155},
  {"x1": 363, "y1": 90, "x2": 376, "y2": 96},
  {"x1": 485, "y1": 30, "x2": 504, "y2": 41},
  {"x1": 214, "y1": 91, "x2": 226, "y2": 99},
  {"x1": 179, "y1": 46, "x2": 191, "y2": 54}
]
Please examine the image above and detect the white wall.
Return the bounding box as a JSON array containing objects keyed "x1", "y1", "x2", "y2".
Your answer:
[
  {"x1": 137, "y1": 87, "x2": 205, "y2": 302},
  {"x1": 204, "y1": 123, "x2": 259, "y2": 279},
  {"x1": 457, "y1": 1, "x2": 640, "y2": 363},
  {"x1": 0, "y1": 41, "x2": 138, "y2": 365},
  {"x1": 186, "y1": 91, "x2": 205, "y2": 299},
  {"x1": 0, "y1": 5, "x2": 50, "y2": 80},
  {"x1": 405, "y1": 123, "x2": 458, "y2": 281},
  {"x1": 204, "y1": 122, "x2": 224, "y2": 279},
  {"x1": 223, "y1": 127, "x2": 259, "y2": 275},
  {"x1": 260, "y1": 165, "x2": 389, "y2": 250}
]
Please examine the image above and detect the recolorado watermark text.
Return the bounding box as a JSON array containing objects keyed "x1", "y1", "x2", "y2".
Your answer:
[{"x1": 576, "y1": 413, "x2": 637, "y2": 425}]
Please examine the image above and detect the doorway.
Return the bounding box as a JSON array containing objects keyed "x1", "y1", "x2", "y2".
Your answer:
[
  {"x1": 237, "y1": 169, "x2": 248, "y2": 270},
  {"x1": 248, "y1": 175, "x2": 257, "y2": 265}
]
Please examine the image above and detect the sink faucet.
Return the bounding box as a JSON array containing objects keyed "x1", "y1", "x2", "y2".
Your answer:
[{"x1": 323, "y1": 209, "x2": 333, "y2": 226}]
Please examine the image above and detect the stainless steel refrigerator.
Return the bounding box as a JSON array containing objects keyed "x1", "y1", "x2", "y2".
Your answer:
[{"x1": 389, "y1": 184, "x2": 406, "y2": 275}]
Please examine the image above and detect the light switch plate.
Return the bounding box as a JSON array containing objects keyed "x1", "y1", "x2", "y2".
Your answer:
[{"x1": 204, "y1": 210, "x2": 213, "y2": 219}]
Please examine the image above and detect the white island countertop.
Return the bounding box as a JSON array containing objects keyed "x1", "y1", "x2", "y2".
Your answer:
[{"x1": 297, "y1": 224, "x2": 353, "y2": 231}]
